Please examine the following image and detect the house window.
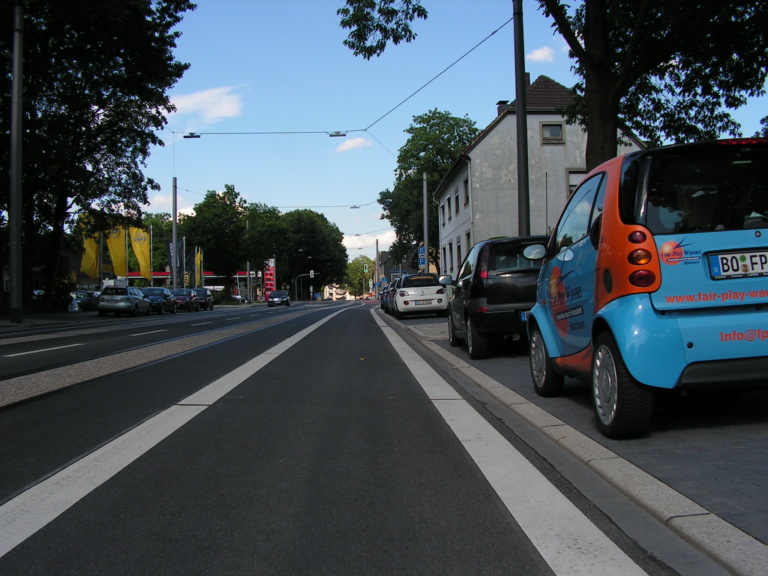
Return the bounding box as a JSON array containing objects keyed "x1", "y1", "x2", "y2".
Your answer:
[
  {"x1": 454, "y1": 191, "x2": 460, "y2": 214},
  {"x1": 441, "y1": 203, "x2": 446, "y2": 226},
  {"x1": 448, "y1": 242, "x2": 454, "y2": 272},
  {"x1": 568, "y1": 170, "x2": 588, "y2": 195},
  {"x1": 447, "y1": 197, "x2": 452, "y2": 220},
  {"x1": 463, "y1": 178, "x2": 469, "y2": 205},
  {"x1": 465, "y1": 231, "x2": 471, "y2": 250},
  {"x1": 456, "y1": 236, "x2": 462, "y2": 266},
  {"x1": 541, "y1": 122, "x2": 564, "y2": 144},
  {"x1": 442, "y1": 246, "x2": 447, "y2": 274}
]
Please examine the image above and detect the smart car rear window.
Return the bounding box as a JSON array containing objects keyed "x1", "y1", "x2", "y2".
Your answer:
[{"x1": 640, "y1": 143, "x2": 768, "y2": 234}]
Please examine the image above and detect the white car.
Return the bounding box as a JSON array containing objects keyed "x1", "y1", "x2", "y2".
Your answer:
[{"x1": 391, "y1": 273, "x2": 449, "y2": 319}]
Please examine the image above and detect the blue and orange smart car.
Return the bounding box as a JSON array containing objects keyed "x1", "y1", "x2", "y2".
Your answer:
[{"x1": 526, "y1": 138, "x2": 768, "y2": 438}]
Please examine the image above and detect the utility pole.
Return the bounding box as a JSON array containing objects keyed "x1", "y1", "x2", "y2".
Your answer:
[
  {"x1": 513, "y1": 0, "x2": 531, "y2": 235},
  {"x1": 8, "y1": 4, "x2": 24, "y2": 323},
  {"x1": 422, "y1": 172, "x2": 429, "y2": 272},
  {"x1": 172, "y1": 177, "x2": 178, "y2": 290}
]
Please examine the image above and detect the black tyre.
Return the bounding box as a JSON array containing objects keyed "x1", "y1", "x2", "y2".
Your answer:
[
  {"x1": 145, "y1": 305, "x2": 151, "y2": 316},
  {"x1": 131, "y1": 305, "x2": 138, "y2": 317},
  {"x1": 466, "y1": 317, "x2": 490, "y2": 359},
  {"x1": 393, "y1": 303, "x2": 403, "y2": 320},
  {"x1": 447, "y1": 313, "x2": 463, "y2": 347},
  {"x1": 592, "y1": 332, "x2": 654, "y2": 439},
  {"x1": 171, "y1": 304, "x2": 177, "y2": 314},
  {"x1": 529, "y1": 325, "x2": 564, "y2": 397},
  {"x1": 158, "y1": 305, "x2": 164, "y2": 315}
]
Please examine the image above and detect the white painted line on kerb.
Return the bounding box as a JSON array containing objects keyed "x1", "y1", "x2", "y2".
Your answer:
[
  {"x1": 0, "y1": 307, "x2": 349, "y2": 559},
  {"x1": 130, "y1": 330, "x2": 167, "y2": 337},
  {"x1": 4, "y1": 343, "x2": 83, "y2": 358},
  {"x1": 373, "y1": 310, "x2": 648, "y2": 576}
]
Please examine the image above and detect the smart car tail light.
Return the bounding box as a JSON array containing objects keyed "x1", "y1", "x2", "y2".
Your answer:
[
  {"x1": 629, "y1": 270, "x2": 656, "y2": 287},
  {"x1": 628, "y1": 249, "x2": 652, "y2": 265}
]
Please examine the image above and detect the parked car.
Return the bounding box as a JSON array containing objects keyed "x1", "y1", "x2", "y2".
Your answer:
[
  {"x1": 140, "y1": 287, "x2": 177, "y2": 314},
  {"x1": 391, "y1": 273, "x2": 448, "y2": 319},
  {"x1": 70, "y1": 290, "x2": 98, "y2": 312},
  {"x1": 194, "y1": 288, "x2": 214, "y2": 310},
  {"x1": 382, "y1": 277, "x2": 401, "y2": 315},
  {"x1": 527, "y1": 138, "x2": 768, "y2": 439},
  {"x1": 97, "y1": 286, "x2": 152, "y2": 317},
  {"x1": 172, "y1": 288, "x2": 200, "y2": 312},
  {"x1": 267, "y1": 289, "x2": 290, "y2": 307},
  {"x1": 439, "y1": 235, "x2": 548, "y2": 359}
]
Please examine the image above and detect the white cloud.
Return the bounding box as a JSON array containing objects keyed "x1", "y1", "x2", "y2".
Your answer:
[
  {"x1": 527, "y1": 46, "x2": 555, "y2": 62},
  {"x1": 336, "y1": 137, "x2": 372, "y2": 153},
  {"x1": 170, "y1": 86, "x2": 244, "y2": 128}
]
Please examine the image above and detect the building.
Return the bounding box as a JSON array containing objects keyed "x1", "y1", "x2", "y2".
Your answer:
[{"x1": 434, "y1": 75, "x2": 645, "y2": 276}]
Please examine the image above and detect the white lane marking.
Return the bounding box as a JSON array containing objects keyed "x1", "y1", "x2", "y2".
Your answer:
[
  {"x1": 130, "y1": 330, "x2": 167, "y2": 337},
  {"x1": 375, "y1": 310, "x2": 647, "y2": 576},
  {"x1": 0, "y1": 308, "x2": 349, "y2": 559},
  {"x1": 4, "y1": 343, "x2": 83, "y2": 358},
  {"x1": 190, "y1": 322, "x2": 213, "y2": 327}
]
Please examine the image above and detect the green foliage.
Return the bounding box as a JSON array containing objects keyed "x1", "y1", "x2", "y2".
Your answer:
[
  {"x1": 337, "y1": 0, "x2": 427, "y2": 59},
  {"x1": 538, "y1": 0, "x2": 768, "y2": 166},
  {"x1": 756, "y1": 117, "x2": 768, "y2": 138},
  {"x1": 0, "y1": 0, "x2": 195, "y2": 306},
  {"x1": 378, "y1": 109, "x2": 479, "y2": 268},
  {"x1": 345, "y1": 255, "x2": 374, "y2": 298},
  {"x1": 278, "y1": 210, "x2": 348, "y2": 292},
  {"x1": 180, "y1": 185, "x2": 246, "y2": 298}
]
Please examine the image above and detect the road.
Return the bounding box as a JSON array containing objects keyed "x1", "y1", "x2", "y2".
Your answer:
[{"x1": 0, "y1": 301, "x2": 764, "y2": 574}]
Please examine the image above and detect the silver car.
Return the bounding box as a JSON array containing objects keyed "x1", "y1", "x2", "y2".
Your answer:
[{"x1": 97, "y1": 286, "x2": 152, "y2": 317}]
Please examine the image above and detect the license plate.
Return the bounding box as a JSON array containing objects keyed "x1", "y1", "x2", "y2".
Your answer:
[
  {"x1": 414, "y1": 299, "x2": 430, "y2": 305},
  {"x1": 709, "y1": 250, "x2": 768, "y2": 280}
]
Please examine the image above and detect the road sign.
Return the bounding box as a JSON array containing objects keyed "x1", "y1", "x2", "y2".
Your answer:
[
  {"x1": 418, "y1": 257, "x2": 426, "y2": 267},
  {"x1": 418, "y1": 246, "x2": 425, "y2": 255},
  {"x1": 310, "y1": 270, "x2": 314, "y2": 278}
]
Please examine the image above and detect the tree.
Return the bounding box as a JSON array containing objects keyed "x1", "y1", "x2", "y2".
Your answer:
[
  {"x1": 243, "y1": 203, "x2": 285, "y2": 276},
  {"x1": 180, "y1": 185, "x2": 246, "y2": 299},
  {"x1": 280, "y1": 210, "x2": 347, "y2": 298},
  {"x1": 756, "y1": 117, "x2": 768, "y2": 138},
  {"x1": 346, "y1": 255, "x2": 374, "y2": 299},
  {"x1": 378, "y1": 109, "x2": 479, "y2": 270},
  {"x1": 337, "y1": 0, "x2": 768, "y2": 169},
  {"x1": 0, "y1": 0, "x2": 194, "y2": 309}
]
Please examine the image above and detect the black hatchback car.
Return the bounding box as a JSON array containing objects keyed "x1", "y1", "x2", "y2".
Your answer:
[{"x1": 439, "y1": 236, "x2": 547, "y2": 359}]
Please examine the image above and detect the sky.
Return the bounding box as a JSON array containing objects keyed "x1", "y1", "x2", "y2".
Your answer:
[{"x1": 143, "y1": 0, "x2": 768, "y2": 263}]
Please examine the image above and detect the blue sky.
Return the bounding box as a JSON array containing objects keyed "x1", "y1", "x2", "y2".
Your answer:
[{"x1": 143, "y1": 0, "x2": 768, "y2": 263}]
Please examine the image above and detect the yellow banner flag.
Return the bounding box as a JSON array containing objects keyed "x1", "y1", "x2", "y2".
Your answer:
[
  {"x1": 80, "y1": 230, "x2": 99, "y2": 278},
  {"x1": 130, "y1": 227, "x2": 152, "y2": 281},
  {"x1": 196, "y1": 248, "x2": 203, "y2": 286},
  {"x1": 105, "y1": 227, "x2": 127, "y2": 277}
]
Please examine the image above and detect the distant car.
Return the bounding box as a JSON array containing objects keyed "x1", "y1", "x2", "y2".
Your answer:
[
  {"x1": 194, "y1": 288, "x2": 214, "y2": 310},
  {"x1": 172, "y1": 288, "x2": 200, "y2": 312},
  {"x1": 528, "y1": 138, "x2": 768, "y2": 439},
  {"x1": 391, "y1": 273, "x2": 448, "y2": 320},
  {"x1": 384, "y1": 277, "x2": 403, "y2": 315},
  {"x1": 70, "y1": 290, "x2": 98, "y2": 312},
  {"x1": 141, "y1": 287, "x2": 177, "y2": 315},
  {"x1": 97, "y1": 286, "x2": 152, "y2": 317},
  {"x1": 267, "y1": 289, "x2": 290, "y2": 307},
  {"x1": 439, "y1": 235, "x2": 548, "y2": 359},
  {"x1": 232, "y1": 294, "x2": 248, "y2": 303}
]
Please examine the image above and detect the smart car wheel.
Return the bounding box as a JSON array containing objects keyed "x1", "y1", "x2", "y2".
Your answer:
[
  {"x1": 466, "y1": 317, "x2": 490, "y2": 359},
  {"x1": 447, "y1": 314, "x2": 463, "y2": 347},
  {"x1": 592, "y1": 332, "x2": 654, "y2": 439},
  {"x1": 529, "y1": 326, "x2": 563, "y2": 397}
]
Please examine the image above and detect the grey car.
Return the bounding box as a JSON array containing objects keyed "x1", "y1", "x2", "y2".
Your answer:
[{"x1": 97, "y1": 286, "x2": 152, "y2": 317}]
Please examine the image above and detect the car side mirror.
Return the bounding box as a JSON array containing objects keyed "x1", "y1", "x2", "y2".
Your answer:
[
  {"x1": 439, "y1": 275, "x2": 453, "y2": 285},
  {"x1": 522, "y1": 244, "x2": 547, "y2": 260}
]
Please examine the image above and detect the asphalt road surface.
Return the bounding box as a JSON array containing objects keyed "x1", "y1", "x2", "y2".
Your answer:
[{"x1": 0, "y1": 302, "x2": 752, "y2": 574}]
